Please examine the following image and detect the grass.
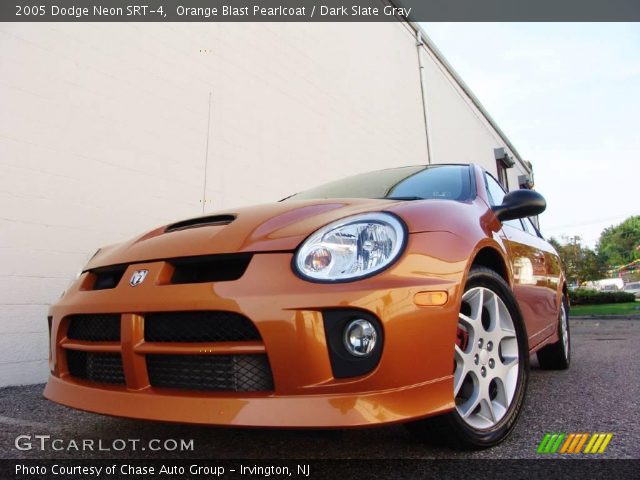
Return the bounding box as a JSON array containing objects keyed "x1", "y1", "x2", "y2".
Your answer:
[{"x1": 570, "y1": 302, "x2": 640, "y2": 316}]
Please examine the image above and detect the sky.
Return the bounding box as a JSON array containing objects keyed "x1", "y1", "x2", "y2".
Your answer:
[{"x1": 421, "y1": 23, "x2": 640, "y2": 248}]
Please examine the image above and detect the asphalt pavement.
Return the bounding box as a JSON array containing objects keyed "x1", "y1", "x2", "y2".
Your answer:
[{"x1": 1, "y1": 319, "x2": 638, "y2": 460}]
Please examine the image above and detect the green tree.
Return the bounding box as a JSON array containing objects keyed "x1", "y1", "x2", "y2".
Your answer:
[
  {"x1": 549, "y1": 236, "x2": 607, "y2": 285},
  {"x1": 597, "y1": 215, "x2": 640, "y2": 267}
]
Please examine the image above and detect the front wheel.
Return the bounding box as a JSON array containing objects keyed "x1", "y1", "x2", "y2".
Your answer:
[{"x1": 407, "y1": 267, "x2": 529, "y2": 449}]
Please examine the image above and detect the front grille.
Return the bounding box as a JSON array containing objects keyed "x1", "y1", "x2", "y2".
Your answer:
[
  {"x1": 86, "y1": 252, "x2": 250, "y2": 289},
  {"x1": 170, "y1": 254, "x2": 251, "y2": 284},
  {"x1": 147, "y1": 354, "x2": 273, "y2": 392},
  {"x1": 66, "y1": 350, "x2": 125, "y2": 384},
  {"x1": 67, "y1": 314, "x2": 121, "y2": 341},
  {"x1": 145, "y1": 311, "x2": 261, "y2": 342}
]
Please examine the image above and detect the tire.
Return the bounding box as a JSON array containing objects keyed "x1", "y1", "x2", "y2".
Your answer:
[
  {"x1": 537, "y1": 296, "x2": 570, "y2": 370},
  {"x1": 407, "y1": 266, "x2": 529, "y2": 449}
]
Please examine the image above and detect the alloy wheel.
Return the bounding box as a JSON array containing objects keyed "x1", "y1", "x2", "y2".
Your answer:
[{"x1": 454, "y1": 287, "x2": 519, "y2": 429}]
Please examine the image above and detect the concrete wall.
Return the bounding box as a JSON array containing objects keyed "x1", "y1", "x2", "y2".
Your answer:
[{"x1": 0, "y1": 22, "x2": 528, "y2": 386}]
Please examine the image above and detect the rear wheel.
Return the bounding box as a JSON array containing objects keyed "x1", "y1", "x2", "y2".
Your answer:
[
  {"x1": 537, "y1": 296, "x2": 570, "y2": 370},
  {"x1": 407, "y1": 267, "x2": 529, "y2": 449}
]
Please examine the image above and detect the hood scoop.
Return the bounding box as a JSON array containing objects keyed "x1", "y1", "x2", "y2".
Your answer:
[{"x1": 165, "y1": 214, "x2": 235, "y2": 233}]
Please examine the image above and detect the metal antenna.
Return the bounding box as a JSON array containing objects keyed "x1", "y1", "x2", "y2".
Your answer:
[{"x1": 202, "y1": 90, "x2": 212, "y2": 214}]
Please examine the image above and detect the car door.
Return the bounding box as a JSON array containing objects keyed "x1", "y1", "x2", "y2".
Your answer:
[
  {"x1": 521, "y1": 216, "x2": 563, "y2": 305},
  {"x1": 484, "y1": 173, "x2": 558, "y2": 346}
]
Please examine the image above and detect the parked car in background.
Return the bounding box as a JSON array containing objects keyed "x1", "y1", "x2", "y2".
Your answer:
[
  {"x1": 584, "y1": 278, "x2": 624, "y2": 291},
  {"x1": 623, "y1": 282, "x2": 640, "y2": 299},
  {"x1": 44, "y1": 164, "x2": 569, "y2": 449},
  {"x1": 601, "y1": 284, "x2": 620, "y2": 292}
]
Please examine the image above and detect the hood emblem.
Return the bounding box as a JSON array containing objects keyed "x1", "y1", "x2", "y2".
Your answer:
[{"x1": 129, "y1": 269, "x2": 149, "y2": 287}]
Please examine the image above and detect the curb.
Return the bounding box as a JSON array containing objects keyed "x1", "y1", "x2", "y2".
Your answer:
[{"x1": 571, "y1": 315, "x2": 640, "y2": 320}]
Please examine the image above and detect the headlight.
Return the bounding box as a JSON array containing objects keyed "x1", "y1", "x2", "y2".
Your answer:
[{"x1": 294, "y1": 212, "x2": 406, "y2": 282}]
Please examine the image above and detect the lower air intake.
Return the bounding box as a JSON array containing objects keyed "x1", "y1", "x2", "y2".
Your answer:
[
  {"x1": 66, "y1": 351, "x2": 125, "y2": 385},
  {"x1": 144, "y1": 311, "x2": 261, "y2": 342},
  {"x1": 67, "y1": 314, "x2": 121, "y2": 342},
  {"x1": 146, "y1": 354, "x2": 273, "y2": 392}
]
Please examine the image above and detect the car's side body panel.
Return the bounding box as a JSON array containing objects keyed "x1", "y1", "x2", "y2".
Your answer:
[{"x1": 471, "y1": 164, "x2": 563, "y2": 351}]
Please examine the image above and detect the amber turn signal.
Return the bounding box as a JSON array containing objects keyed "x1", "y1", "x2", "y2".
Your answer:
[{"x1": 414, "y1": 291, "x2": 448, "y2": 307}]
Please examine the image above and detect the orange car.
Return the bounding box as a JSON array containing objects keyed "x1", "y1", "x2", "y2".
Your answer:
[{"x1": 45, "y1": 164, "x2": 570, "y2": 448}]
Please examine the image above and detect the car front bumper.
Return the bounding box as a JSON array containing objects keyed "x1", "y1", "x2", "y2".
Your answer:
[{"x1": 44, "y1": 234, "x2": 465, "y2": 427}]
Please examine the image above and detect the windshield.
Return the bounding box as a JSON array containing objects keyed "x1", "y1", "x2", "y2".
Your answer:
[{"x1": 285, "y1": 165, "x2": 473, "y2": 201}]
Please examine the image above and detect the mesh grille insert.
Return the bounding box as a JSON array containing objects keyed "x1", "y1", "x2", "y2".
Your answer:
[
  {"x1": 66, "y1": 350, "x2": 125, "y2": 384},
  {"x1": 145, "y1": 311, "x2": 261, "y2": 342},
  {"x1": 67, "y1": 314, "x2": 121, "y2": 342},
  {"x1": 147, "y1": 354, "x2": 273, "y2": 392}
]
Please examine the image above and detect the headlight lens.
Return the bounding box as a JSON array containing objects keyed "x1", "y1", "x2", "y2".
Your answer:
[{"x1": 294, "y1": 212, "x2": 406, "y2": 281}]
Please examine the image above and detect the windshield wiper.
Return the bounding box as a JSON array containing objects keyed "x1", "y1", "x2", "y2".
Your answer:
[
  {"x1": 278, "y1": 194, "x2": 298, "y2": 202},
  {"x1": 383, "y1": 196, "x2": 424, "y2": 201}
]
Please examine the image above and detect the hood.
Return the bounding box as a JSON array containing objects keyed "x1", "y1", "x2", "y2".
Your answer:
[
  {"x1": 86, "y1": 198, "x2": 403, "y2": 269},
  {"x1": 85, "y1": 197, "x2": 485, "y2": 270}
]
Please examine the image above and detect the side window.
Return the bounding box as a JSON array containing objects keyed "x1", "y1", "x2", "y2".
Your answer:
[
  {"x1": 484, "y1": 173, "x2": 505, "y2": 206},
  {"x1": 485, "y1": 173, "x2": 524, "y2": 231},
  {"x1": 523, "y1": 217, "x2": 542, "y2": 238}
]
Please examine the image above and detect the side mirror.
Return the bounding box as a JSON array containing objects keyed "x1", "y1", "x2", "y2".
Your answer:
[{"x1": 492, "y1": 189, "x2": 546, "y2": 222}]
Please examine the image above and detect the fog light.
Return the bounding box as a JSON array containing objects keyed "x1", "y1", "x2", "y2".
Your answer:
[{"x1": 343, "y1": 319, "x2": 377, "y2": 357}]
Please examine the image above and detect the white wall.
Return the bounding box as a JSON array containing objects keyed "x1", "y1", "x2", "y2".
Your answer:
[
  {"x1": 419, "y1": 39, "x2": 530, "y2": 187},
  {"x1": 0, "y1": 22, "x2": 528, "y2": 386}
]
